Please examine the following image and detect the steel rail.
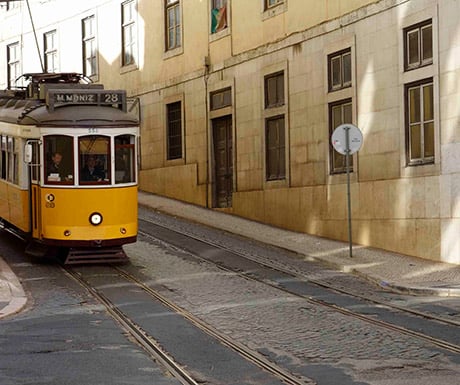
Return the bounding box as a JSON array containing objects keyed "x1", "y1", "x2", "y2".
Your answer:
[
  {"x1": 63, "y1": 267, "x2": 200, "y2": 385},
  {"x1": 137, "y1": 220, "x2": 460, "y2": 354},
  {"x1": 138, "y1": 217, "x2": 460, "y2": 328},
  {"x1": 114, "y1": 266, "x2": 314, "y2": 385}
]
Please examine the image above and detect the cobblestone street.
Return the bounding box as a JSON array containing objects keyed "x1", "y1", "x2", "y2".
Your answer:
[{"x1": 121, "y1": 208, "x2": 460, "y2": 385}]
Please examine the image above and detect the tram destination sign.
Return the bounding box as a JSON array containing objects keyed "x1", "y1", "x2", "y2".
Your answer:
[{"x1": 47, "y1": 89, "x2": 127, "y2": 112}]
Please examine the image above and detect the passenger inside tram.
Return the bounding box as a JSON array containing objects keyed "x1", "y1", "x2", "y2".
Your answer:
[{"x1": 80, "y1": 155, "x2": 105, "y2": 182}]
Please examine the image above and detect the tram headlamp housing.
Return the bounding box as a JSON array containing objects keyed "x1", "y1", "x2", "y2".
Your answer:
[{"x1": 89, "y1": 212, "x2": 103, "y2": 226}]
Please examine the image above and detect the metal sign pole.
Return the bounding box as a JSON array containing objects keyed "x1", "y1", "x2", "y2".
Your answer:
[
  {"x1": 345, "y1": 126, "x2": 353, "y2": 258},
  {"x1": 331, "y1": 123, "x2": 362, "y2": 259}
]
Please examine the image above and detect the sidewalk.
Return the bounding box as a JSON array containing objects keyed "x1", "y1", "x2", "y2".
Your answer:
[
  {"x1": 138, "y1": 191, "x2": 460, "y2": 297},
  {"x1": 0, "y1": 257, "x2": 27, "y2": 320},
  {"x1": 2, "y1": 191, "x2": 460, "y2": 320}
]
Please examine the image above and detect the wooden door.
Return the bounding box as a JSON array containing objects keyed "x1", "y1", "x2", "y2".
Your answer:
[{"x1": 212, "y1": 116, "x2": 233, "y2": 208}]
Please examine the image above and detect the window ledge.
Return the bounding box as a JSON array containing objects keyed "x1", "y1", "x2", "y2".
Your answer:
[
  {"x1": 120, "y1": 63, "x2": 138, "y2": 74},
  {"x1": 401, "y1": 161, "x2": 439, "y2": 178},
  {"x1": 163, "y1": 46, "x2": 184, "y2": 60},
  {"x1": 262, "y1": 2, "x2": 287, "y2": 21},
  {"x1": 165, "y1": 157, "x2": 185, "y2": 167},
  {"x1": 264, "y1": 178, "x2": 288, "y2": 189},
  {"x1": 210, "y1": 27, "x2": 230, "y2": 42}
]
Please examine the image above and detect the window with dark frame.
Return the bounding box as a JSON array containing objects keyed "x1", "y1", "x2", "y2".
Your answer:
[
  {"x1": 82, "y1": 15, "x2": 97, "y2": 77},
  {"x1": 44, "y1": 30, "x2": 58, "y2": 73},
  {"x1": 328, "y1": 49, "x2": 351, "y2": 91},
  {"x1": 404, "y1": 20, "x2": 433, "y2": 71},
  {"x1": 265, "y1": 0, "x2": 283, "y2": 10},
  {"x1": 265, "y1": 71, "x2": 284, "y2": 108},
  {"x1": 264, "y1": 70, "x2": 286, "y2": 181},
  {"x1": 166, "y1": 101, "x2": 182, "y2": 160},
  {"x1": 166, "y1": 0, "x2": 181, "y2": 51},
  {"x1": 405, "y1": 79, "x2": 434, "y2": 166},
  {"x1": 122, "y1": 0, "x2": 137, "y2": 66},
  {"x1": 329, "y1": 100, "x2": 353, "y2": 174},
  {"x1": 266, "y1": 115, "x2": 285, "y2": 181},
  {"x1": 211, "y1": 0, "x2": 227, "y2": 34},
  {"x1": 7, "y1": 42, "x2": 20, "y2": 89},
  {"x1": 210, "y1": 88, "x2": 231, "y2": 110}
]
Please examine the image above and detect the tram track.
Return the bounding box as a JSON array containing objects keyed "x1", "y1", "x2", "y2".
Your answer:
[
  {"x1": 64, "y1": 265, "x2": 314, "y2": 385},
  {"x1": 63, "y1": 267, "x2": 201, "y2": 385},
  {"x1": 137, "y1": 217, "x2": 460, "y2": 355}
]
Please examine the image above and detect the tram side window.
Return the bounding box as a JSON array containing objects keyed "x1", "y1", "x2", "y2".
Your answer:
[
  {"x1": 0, "y1": 136, "x2": 19, "y2": 184},
  {"x1": 7, "y1": 137, "x2": 18, "y2": 184},
  {"x1": 1, "y1": 136, "x2": 6, "y2": 180},
  {"x1": 115, "y1": 135, "x2": 136, "y2": 184},
  {"x1": 79, "y1": 135, "x2": 110, "y2": 184},
  {"x1": 44, "y1": 135, "x2": 74, "y2": 184}
]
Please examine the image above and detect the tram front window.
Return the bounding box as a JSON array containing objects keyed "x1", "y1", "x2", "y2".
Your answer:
[
  {"x1": 44, "y1": 135, "x2": 74, "y2": 184},
  {"x1": 79, "y1": 135, "x2": 110, "y2": 184}
]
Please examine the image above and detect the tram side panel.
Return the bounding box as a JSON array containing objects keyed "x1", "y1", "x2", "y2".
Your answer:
[{"x1": 0, "y1": 179, "x2": 31, "y2": 233}]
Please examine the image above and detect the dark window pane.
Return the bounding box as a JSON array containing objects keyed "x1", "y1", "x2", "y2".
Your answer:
[
  {"x1": 167, "y1": 102, "x2": 182, "y2": 160},
  {"x1": 266, "y1": 116, "x2": 285, "y2": 180},
  {"x1": 409, "y1": 87, "x2": 421, "y2": 123},
  {"x1": 407, "y1": 29, "x2": 420, "y2": 67},
  {"x1": 331, "y1": 56, "x2": 341, "y2": 88},
  {"x1": 423, "y1": 84, "x2": 433, "y2": 121},
  {"x1": 342, "y1": 52, "x2": 352, "y2": 85},
  {"x1": 265, "y1": 72, "x2": 284, "y2": 108},
  {"x1": 422, "y1": 25, "x2": 433, "y2": 62},
  {"x1": 424, "y1": 121, "x2": 434, "y2": 158},
  {"x1": 410, "y1": 124, "x2": 421, "y2": 160},
  {"x1": 332, "y1": 105, "x2": 342, "y2": 129},
  {"x1": 343, "y1": 103, "x2": 352, "y2": 123},
  {"x1": 329, "y1": 101, "x2": 353, "y2": 173}
]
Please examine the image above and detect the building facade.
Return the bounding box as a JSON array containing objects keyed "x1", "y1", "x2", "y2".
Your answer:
[{"x1": 1, "y1": 0, "x2": 459, "y2": 264}]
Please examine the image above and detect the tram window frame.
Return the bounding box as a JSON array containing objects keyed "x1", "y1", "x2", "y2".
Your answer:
[
  {"x1": 115, "y1": 134, "x2": 136, "y2": 184},
  {"x1": 6, "y1": 137, "x2": 18, "y2": 184},
  {"x1": 44, "y1": 135, "x2": 75, "y2": 185},
  {"x1": 0, "y1": 136, "x2": 19, "y2": 185},
  {"x1": 1, "y1": 136, "x2": 6, "y2": 180},
  {"x1": 78, "y1": 135, "x2": 111, "y2": 185}
]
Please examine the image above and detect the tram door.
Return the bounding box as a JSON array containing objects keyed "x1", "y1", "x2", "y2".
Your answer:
[
  {"x1": 212, "y1": 116, "x2": 233, "y2": 208},
  {"x1": 28, "y1": 141, "x2": 41, "y2": 238}
]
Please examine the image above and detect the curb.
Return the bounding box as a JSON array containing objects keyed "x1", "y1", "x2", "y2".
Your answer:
[{"x1": 0, "y1": 258, "x2": 27, "y2": 320}]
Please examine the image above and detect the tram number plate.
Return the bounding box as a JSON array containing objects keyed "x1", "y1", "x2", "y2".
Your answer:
[{"x1": 103, "y1": 93, "x2": 122, "y2": 104}]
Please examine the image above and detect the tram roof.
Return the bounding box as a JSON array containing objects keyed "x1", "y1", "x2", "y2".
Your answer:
[
  {"x1": 0, "y1": 98, "x2": 139, "y2": 127},
  {"x1": 0, "y1": 73, "x2": 139, "y2": 127}
]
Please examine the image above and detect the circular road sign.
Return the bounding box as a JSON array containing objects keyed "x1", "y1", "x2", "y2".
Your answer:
[{"x1": 331, "y1": 124, "x2": 363, "y2": 155}]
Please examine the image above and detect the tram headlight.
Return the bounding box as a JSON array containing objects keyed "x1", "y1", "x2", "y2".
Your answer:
[{"x1": 89, "y1": 212, "x2": 103, "y2": 226}]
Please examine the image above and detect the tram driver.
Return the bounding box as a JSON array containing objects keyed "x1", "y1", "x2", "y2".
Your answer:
[{"x1": 47, "y1": 152, "x2": 72, "y2": 182}]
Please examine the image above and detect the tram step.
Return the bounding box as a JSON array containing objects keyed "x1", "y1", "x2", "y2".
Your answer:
[{"x1": 63, "y1": 247, "x2": 129, "y2": 265}]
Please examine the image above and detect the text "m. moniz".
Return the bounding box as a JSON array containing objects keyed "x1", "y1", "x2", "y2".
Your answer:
[{"x1": 55, "y1": 94, "x2": 96, "y2": 103}]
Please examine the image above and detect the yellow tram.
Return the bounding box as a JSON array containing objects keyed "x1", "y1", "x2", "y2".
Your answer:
[{"x1": 0, "y1": 73, "x2": 139, "y2": 264}]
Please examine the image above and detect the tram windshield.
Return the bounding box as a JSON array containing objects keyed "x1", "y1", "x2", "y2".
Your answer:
[
  {"x1": 115, "y1": 135, "x2": 136, "y2": 184},
  {"x1": 44, "y1": 135, "x2": 74, "y2": 184},
  {"x1": 79, "y1": 135, "x2": 110, "y2": 185},
  {"x1": 43, "y1": 134, "x2": 136, "y2": 186}
]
